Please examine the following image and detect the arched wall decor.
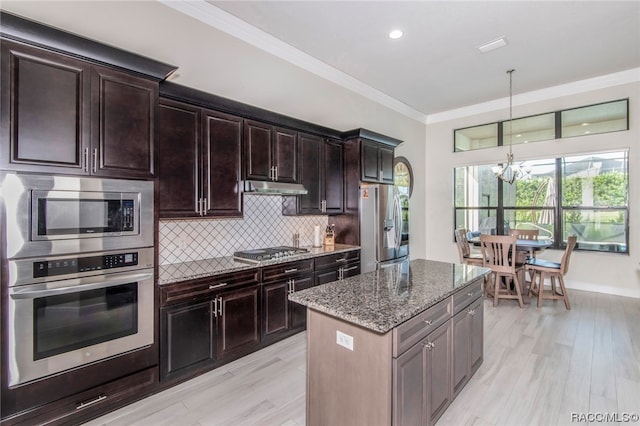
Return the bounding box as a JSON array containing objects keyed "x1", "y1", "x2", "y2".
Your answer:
[{"x1": 394, "y1": 156, "x2": 413, "y2": 198}]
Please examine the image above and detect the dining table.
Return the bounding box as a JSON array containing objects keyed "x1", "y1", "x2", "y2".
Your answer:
[
  {"x1": 469, "y1": 236, "x2": 553, "y2": 254},
  {"x1": 469, "y1": 235, "x2": 553, "y2": 293}
]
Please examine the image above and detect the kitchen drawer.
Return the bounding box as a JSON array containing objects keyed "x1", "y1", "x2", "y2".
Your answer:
[
  {"x1": 452, "y1": 279, "x2": 483, "y2": 314},
  {"x1": 262, "y1": 259, "x2": 314, "y2": 283},
  {"x1": 314, "y1": 250, "x2": 360, "y2": 271},
  {"x1": 160, "y1": 269, "x2": 260, "y2": 306},
  {"x1": 2, "y1": 368, "x2": 157, "y2": 426},
  {"x1": 393, "y1": 297, "x2": 452, "y2": 357}
]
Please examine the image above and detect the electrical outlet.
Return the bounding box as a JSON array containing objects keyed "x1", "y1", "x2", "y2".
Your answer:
[{"x1": 336, "y1": 330, "x2": 354, "y2": 351}]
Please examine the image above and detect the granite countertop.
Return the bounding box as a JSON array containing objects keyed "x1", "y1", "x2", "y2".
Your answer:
[
  {"x1": 288, "y1": 258, "x2": 490, "y2": 333},
  {"x1": 158, "y1": 244, "x2": 360, "y2": 285}
]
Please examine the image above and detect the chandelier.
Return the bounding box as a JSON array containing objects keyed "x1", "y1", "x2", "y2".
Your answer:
[{"x1": 492, "y1": 69, "x2": 527, "y2": 184}]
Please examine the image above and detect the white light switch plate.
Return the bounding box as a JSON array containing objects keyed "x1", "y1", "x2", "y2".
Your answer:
[{"x1": 336, "y1": 330, "x2": 354, "y2": 351}]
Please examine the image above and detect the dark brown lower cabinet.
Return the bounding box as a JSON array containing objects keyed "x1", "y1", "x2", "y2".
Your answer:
[
  {"x1": 393, "y1": 321, "x2": 452, "y2": 426},
  {"x1": 262, "y1": 274, "x2": 314, "y2": 341},
  {"x1": 313, "y1": 250, "x2": 361, "y2": 285},
  {"x1": 160, "y1": 283, "x2": 260, "y2": 381},
  {"x1": 216, "y1": 285, "x2": 261, "y2": 359}
]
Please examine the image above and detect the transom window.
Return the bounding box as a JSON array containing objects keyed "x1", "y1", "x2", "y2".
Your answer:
[
  {"x1": 454, "y1": 99, "x2": 628, "y2": 152},
  {"x1": 454, "y1": 151, "x2": 629, "y2": 253}
]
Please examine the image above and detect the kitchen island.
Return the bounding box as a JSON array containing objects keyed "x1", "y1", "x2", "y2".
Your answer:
[{"x1": 289, "y1": 258, "x2": 490, "y2": 426}]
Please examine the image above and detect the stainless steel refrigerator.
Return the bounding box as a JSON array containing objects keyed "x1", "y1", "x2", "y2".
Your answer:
[{"x1": 360, "y1": 184, "x2": 409, "y2": 273}]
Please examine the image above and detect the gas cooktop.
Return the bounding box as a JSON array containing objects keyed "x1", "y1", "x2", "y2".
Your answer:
[{"x1": 233, "y1": 246, "x2": 309, "y2": 263}]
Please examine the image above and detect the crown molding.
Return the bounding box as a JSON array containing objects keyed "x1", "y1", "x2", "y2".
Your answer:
[
  {"x1": 157, "y1": 0, "x2": 428, "y2": 124},
  {"x1": 426, "y1": 67, "x2": 640, "y2": 125}
]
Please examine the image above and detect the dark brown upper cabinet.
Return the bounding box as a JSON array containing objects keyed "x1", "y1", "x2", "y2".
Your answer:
[
  {"x1": 361, "y1": 139, "x2": 394, "y2": 184},
  {"x1": 244, "y1": 120, "x2": 297, "y2": 183},
  {"x1": 287, "y1": 134, "x2": 344, "y2": 215},
  {"x1": 0, "y1": 39, "x2": 157, "y2": 178},
  {"x1": 158, "y1": 98, "x2": 243, "y2": 218}
]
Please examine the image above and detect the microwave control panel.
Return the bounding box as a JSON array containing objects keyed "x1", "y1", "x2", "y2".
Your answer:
[{"x1": 33, "y1": 252, "x2": 139, "y2": 278}]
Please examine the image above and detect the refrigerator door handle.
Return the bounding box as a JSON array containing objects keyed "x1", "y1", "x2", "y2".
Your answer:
[{"x1": 394, "y1": 195, "x2": 403, "y2": 251}]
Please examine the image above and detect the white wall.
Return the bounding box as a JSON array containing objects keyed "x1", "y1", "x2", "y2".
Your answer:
[{"x1": 425, "y1": 81, "x2": 640, "y2": 298}]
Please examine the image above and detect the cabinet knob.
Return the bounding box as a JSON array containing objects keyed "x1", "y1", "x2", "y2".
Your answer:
[
  {"x1": 466, "y1": 309, "x2": 476, "y2": 316},
  {"x1": 467, "y1": 291, "x2": 474, "y2": 297},
  {"x1": 423, "y1": 319, "x2": 433, "y2": 326}
]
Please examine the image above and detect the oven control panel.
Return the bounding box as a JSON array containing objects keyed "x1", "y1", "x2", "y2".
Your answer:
[{"x1": 33, "y1": 252, "x2": 139, "y2": 278}]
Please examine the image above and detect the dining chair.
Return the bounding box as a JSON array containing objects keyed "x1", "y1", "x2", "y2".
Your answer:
[
  {"x1": 454, "y1": 229, "x2": 484, "y2": 266},
  {"x1": 479, "y1": 234, "x2": 525, "y2": 308},
  {"x1": 525, "y1": 235, "x2": 577, "y2": 310}
]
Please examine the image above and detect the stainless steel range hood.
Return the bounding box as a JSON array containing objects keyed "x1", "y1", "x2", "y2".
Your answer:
[{"x1": 244, "y1": 180, "x2": 308, "y2": 195}]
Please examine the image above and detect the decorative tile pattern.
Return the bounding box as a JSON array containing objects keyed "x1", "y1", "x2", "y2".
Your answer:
[{"x1": 159, "y1": 194, "x2": 328, "y2": 265}]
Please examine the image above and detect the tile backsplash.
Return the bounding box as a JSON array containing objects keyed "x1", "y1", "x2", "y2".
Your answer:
[{"x1": 159, "y1": 194, "x2": 328, "y2": 265}]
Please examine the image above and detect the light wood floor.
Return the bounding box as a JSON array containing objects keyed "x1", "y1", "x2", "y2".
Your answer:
[{"x1": 84, "y1": 289, "x2": 640, "y2": 426}]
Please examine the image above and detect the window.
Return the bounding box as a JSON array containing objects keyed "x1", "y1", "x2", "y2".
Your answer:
[
  {"x1": 454, "y1": 123, "x2": 498, "y2": 152},
  {"x1": 454, "y1": 150, "x2": 629, "y2": 253},
  {"x1": 454, "y1": 99, "x2": 628, "y2": 152},
  {"x1": 561, "y1": 100, "x2": 628, "y2": 138}
]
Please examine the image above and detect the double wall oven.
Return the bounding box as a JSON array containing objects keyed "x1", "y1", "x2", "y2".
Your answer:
[{"x1": 1, "y1": 173, "x2": 155, "y2": 391}]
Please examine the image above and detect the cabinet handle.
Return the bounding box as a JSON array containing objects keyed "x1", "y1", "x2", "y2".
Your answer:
[
  {"x1": 274, "y1": 166, "x2": 278, "y2": 181},
  {"x1": 380, "y1": 170, "x2": 384, "y2": 181},
  {"x1": 321, "y1": 200, "x2": 326, "y2": 213},
  {"x1": 467, "y1": 309, "x2": 476, "y2": 316},
  {"x1": 467, "y1": 291, "x2": 474, "y2": 297},
  {"x1": 83, "y1": 147, "x2": 89, "y2": 172},
  {"x1": 92, "y1": 148, "x2": 98, "y2": 173},
  {"x1": 209, "y1": 283, "x2": 227, "y2": 290},
  {"x1": 212, "y1": 297, "x2": 218, "y2": 318},
  {"x1": 423, "y1": 319, "x2": 433, "y2": 326},
  {"x1": 284, "y1": 268, "x2": 298, "y2": 273},
  {"x1": 289, "y1": 279, "x2": 294, "y2": 294},
  {"x1": 203, "y1": 197, "x2": 208, "y2": 215},
  {"x1": 218, "y1": 297, "x2": 223, "y2": 317},
  {"x1": 338, "y1": 267, "x2": 344, "y2": 280},
  {"x1": 335, "y1": 257, "x2": 347, "y2": 263},
  {"x1": 76, "y1": 394, "x2": 107, "y2": 410},
  {"x1": 422, "y1": 341, "x2": 434, "y2": 350}
]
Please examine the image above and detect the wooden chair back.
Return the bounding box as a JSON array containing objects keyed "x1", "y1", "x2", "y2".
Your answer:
[
  {"x1": 479, "y1": 234, "x2": 517, "y2": 274},
  {"x1": 509, "y1": 229, "x2": 539, "y2": 240},
  {"x1": 560, "y1": 235, "x2": 578, "y2": 275},
  {"x1": 454, "y1": 229, "x2": 471, "y2": 261}
]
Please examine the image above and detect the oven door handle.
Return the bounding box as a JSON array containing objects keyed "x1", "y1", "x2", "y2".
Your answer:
[{"x1": 9, "y1": 271, "x2": 154, "y2": 300}]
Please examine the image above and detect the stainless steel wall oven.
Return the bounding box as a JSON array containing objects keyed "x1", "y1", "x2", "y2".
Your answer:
[{"x1": 1, "y1": 173, "x2": 156, "y2": 389}]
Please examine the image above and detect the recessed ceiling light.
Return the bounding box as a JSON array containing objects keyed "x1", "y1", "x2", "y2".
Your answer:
[
  {"x1": 477, "y1": 37, "x2": 508, "y2": 53},
  {"x1": 389, "y1": 30, "x2": 404, "y2": 40}
]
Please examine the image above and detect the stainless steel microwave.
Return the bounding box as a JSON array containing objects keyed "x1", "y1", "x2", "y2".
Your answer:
[{"x1": 1, "y1": 173, "x2": 154, "y2": 259}]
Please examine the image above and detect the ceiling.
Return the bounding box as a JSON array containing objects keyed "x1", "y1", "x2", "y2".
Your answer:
[{"x1": 206, "y1": 1, "x2": 640, "y2": 118}]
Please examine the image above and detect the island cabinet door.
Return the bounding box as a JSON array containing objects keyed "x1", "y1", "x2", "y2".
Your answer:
[
  {"x1": 215, "y1": 285, "x2": 261, "y2": 360},
  {"x1": 393, "y1": 320, "x2": 452, "y2": 426},
  {"x1": 393, "y1": 341, "x2": 427, "y2": 426},
  {"x1": 451, "y1": 295, "x2": 483, "y2": 398},
  {"x1": 425, "y1": 321, "x2": 452, "y2": 425}
]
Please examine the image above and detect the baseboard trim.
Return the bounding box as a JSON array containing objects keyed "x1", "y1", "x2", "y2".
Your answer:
[{"x1": 564, "y1": 279, "x2": 640, "y2": 299}]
